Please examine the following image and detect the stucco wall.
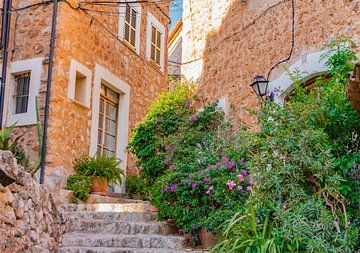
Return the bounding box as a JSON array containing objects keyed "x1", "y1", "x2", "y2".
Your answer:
[{"x1": 181, "y1": 0, "x2": 360, "y2": 128}]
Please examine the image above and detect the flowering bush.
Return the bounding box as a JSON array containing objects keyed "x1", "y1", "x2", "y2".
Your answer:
[
  {"x1": 213, "y1": 36, "x2": 360, "y2": 252},
  {"x1": 128, "y1": 82, "x2": 196, "y2": 181},
  {"x1": 150, "y1": 103, "x2": 254, "y2": 235}
]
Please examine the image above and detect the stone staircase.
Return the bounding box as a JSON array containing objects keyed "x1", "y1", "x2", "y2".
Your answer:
[{"x1": 57, "y1": 201, "x2": 204, "y2": 253}]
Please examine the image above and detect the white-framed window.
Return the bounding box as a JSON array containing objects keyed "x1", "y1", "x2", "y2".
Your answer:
[
  {"x1": 118, "y1": 1, "x2": 141, "y2": 53},
  {"x1": 68, "y1": 59, "x2": 92, "y2": 107},
  {"x1": 146, "y1": 11, "x2": 165, "y2": 71},
  {"x1": 90, "y1": 64, "x2": 131, "y2": 192},
  {"x1": 6, "y1": 58, "x2": 43, "y2": 126}
]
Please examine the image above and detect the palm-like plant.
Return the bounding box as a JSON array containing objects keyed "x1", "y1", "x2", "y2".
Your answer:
[{"x1": 74, "y1": 155, "x2": 124, "y2": 185}]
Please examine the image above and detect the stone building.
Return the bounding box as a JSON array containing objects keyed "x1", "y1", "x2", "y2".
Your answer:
[
  {"x1": 1, "y1": 0, "x2": 170, "y2": 189},
  {"x1": 168, "y1": 19, "x2": 183, "y2": 80},
  {"x1": 180, "y1": 0, "x2": 360, "y2": 127}
]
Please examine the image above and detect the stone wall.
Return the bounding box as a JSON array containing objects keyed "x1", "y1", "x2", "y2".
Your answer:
[
  {"x1": 181, "y1": 0, "x2": 360, "y2": 128},
  {"x1": 0, "y1": 151, "x2": 65, "y2": 252},
  {"x1": 1, "y1": 0, "x2": 170, "y2": 179}
]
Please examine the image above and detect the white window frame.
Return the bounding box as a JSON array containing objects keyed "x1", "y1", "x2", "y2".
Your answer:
[
  {"x1": 68, "y1": 59, "x2": 92, "y2": 108},
  {"x1": 118, "y1": 1, "x2": 142, "y2": 54},
  {"x1": 146, "y1": 11, "x2": 166, "y2": 72},
  {"x1": 90, "y1": 64, "x2": 131, "y2": 191},
  {"x1": 6, "y1": 58, "x2": 43, "y2": 126}
]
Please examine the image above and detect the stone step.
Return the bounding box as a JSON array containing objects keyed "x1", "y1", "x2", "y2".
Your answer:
[
  {"x1": 61, "y1": 233, "x2": 187, "y2": 250},
  {"x1": 58, "y1": 246, "x2": 204, "y2": 253},
  {"x1": 59, "y1": 203, "x2": 154, "y2": 213},
  {"x1": 61, "y1": 211, "x2": 157, "y2": 222},
  {"x1": 67, "y1": 218, "x2": 176, "y2": 235}
]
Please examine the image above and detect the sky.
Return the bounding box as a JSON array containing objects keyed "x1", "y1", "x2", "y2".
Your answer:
[{"x1": 169, "y1": 0, "x2": 183, "y2": 31}]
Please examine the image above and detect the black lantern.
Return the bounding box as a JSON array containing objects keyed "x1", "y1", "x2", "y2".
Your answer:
[{"x1": 250, "y1": 75, "x2": 269, "y2": 99}]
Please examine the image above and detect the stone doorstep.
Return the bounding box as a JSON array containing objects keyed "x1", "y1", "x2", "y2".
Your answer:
[
  {"x1": 61, "y1": 233, "x2": 188, "y2": 249},
  {"x1": 60, "y1": 211, "x2": 157, "y2": 222},
  {"x1": 67, "y1": 218, "x2": 176, "y2": 235},
  {"x1": 59, "y1": 203, "x2": 153, "y2": 213},
  {"x1": 57, "y1": 246, "x2": 205, "y2": 253}
]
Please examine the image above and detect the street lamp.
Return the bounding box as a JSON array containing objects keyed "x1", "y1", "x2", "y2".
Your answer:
[{"x1": 250, "y1": 75, "x2": 274, "y2": 102}]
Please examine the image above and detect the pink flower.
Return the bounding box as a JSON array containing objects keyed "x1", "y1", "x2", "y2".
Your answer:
[
  {"x1": 206, "y1": 186, "x2": 214, "y2": 195},
  {"x1": 191, "y1": 183, "x2": 197, "y2": 189},
  {"x1": 189, "y1": 115, "x2": 197, "y2": 122},
  {"x1": 189, "y1": 174, "x2": 194, "y2": 179},
  {"x1": 226, "y1": 180, "x2": 236, "y2": 191},
  {"x1": 246, "y1": 186, "x2": 253, "y2": 191},
  {"x1": 164, "y1": 157, "x2": 169, "y2": 164},
  {"x1": 215, "y1": 162, "x2": 222, "y2": 169},
  {"x1": 237, "y1": 185, "x2": 243, "y2": 190},
  {"x1": 237, "y1": 174, "x2": 245, "y2": 182},
  {"x1": 169, "y1": 163, "x2": 175, "y2": 170},
  {"x1": 249, "y1": 179, "x2": 255, "y2": 185}
]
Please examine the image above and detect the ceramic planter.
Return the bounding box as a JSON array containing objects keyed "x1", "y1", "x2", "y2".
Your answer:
[
  {"x1": 199, "y1": 228, "x2": 216, "y2": 249},
  {"x1": 91, "y1": 176, "x2": 108, "y2": 195}
]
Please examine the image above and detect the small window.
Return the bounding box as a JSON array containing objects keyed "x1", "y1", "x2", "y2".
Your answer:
[
  {"x1": 97, "y1": 84, "x2": 119, "y2": 158},
  {"x1": 124, "y1": 4, "x2": 137, "y2": 48},
  {"x1": 13, "y1": 72, "x2": 31, "y2": 114},
  {"x1": 74, "y1": 71, "x2": 88, "y2": 105},
  {"x1": 150, "y1": 25, "x2": 162, "y2": 66}
]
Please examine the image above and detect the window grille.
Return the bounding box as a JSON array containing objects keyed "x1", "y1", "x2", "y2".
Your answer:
[{"x1": 14, "y1": 72, "x2": 31, "y2": 114}]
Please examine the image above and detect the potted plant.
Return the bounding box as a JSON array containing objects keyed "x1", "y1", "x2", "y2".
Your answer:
[{"x1": 74, "y1": 155, "x2": 124, "y2": 195}]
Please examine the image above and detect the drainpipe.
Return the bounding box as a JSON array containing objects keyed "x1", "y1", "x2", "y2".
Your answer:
[
  {"x1": 0, "y1": 0, "x2": 12, "y2": 128},
  {"x1": 40, "y1": 0, "x2": 58, "y2": 184}
]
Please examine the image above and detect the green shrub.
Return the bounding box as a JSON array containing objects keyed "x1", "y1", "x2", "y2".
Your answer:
[
  {"x1": 213, "y1": 35, "x2": 360, "y2": 252},
  {"x1": 67, "y1": 174, "x2": 92, "y2": 202},
  {"x1": 128, "y1": 82, "x2": 197, "y2": 182},
  {"x1": 74, "y1": 155, "x2": 124, "y2": 185},
  {"x1": 125, "y1": 174, "x2": 149, "y2": 200},
  {"x1": 0, "y1": 124, "x2": 29, "y2": 169},
  {"x1": 149, "y1": 102, "x2": 253, "y2": 235}
]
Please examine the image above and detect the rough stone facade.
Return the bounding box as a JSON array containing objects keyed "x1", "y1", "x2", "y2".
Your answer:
[
  {"x1": 0, "y1": 151, "x2": 65, "y2": 252},
  {"x1": 1, "y1": 0, "x2": 170, "y2": 183},
  {"x1": 181, "y1": 0, "x2": 360, "y2": 128}
]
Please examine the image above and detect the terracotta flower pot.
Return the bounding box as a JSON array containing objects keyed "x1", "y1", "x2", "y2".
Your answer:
[
  {"x1": 91, "y1": 176, "x2": 108, "y2": 195},
  {"x1": 199, "y1": 228, "x2": 216, "y2": 249}
]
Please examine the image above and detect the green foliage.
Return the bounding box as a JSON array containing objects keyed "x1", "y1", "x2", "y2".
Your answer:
[
  {"x1": 128, "y1": 82, "x2": 197, "y2": 181},
  {"x1": 125, "y1": 174, "x2": 150, "y2": 200},
  {"x1": 32, "y1": 95, "x2": 43, "y2": 175},
  {"x1": 74, "y1": 155, "x2": 124, "y2": 185},
  {"x1": 66, "y1": 174, "x2": 92, "y2": 202},
  {"x1": 0, "y1": 124, "x2": 29, "y2": 169},
  {"x1": 149, "y1": 102, "x2": 253, "y2": 235},
  {"x1": 213, "y1": 36, "x2": 360, "y2": 252}
]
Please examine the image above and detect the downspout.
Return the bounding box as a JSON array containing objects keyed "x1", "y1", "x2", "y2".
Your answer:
[
  {"x1": 0, "y1": 0, "x2": 12, "y2": 128},
  {"x1": 39, "y1": 0, "x2": 58, "y2": 184}
]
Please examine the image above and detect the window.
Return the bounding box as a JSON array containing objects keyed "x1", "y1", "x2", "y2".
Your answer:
[
  {"x1": 150, "y1": 26, "x2": 162, "y2": 66},
  {"x1": 97, "y1": 84, "x2": 119, "y2": 157},
  {"x1": 118, "y1": 2, "x2": 141, "y2": 53},
  {"x1": 68, "y1": 59, "x2": 92, "y2": 107},
  {"x1": 74, "y1": 71, "x2": 88, "y2": 105},
  {"x1": 7, "y1": 58, "x2": 43, "y2": 126},
  {"x1": 146, "y1": 12, "x2": 165, "y2": 71},
  {"x1": 14, "y1": 72, "x2": 31, "y2": 114},
  {"x1": 124, "y1": 4, "x2": 137, "y2": 47}
]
